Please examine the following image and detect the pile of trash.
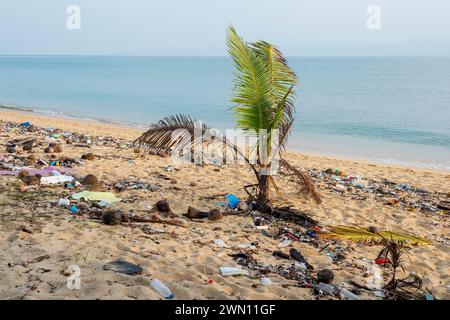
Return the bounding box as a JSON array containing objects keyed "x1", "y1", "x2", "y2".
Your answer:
[{"x1": 308, "y1": 168, "x2": 450, "y2": 215}]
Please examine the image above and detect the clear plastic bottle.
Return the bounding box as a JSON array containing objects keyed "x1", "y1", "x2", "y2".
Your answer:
[
  {"x1": 219, "y1": 266, "x2": 250, "y2": 276},
  {"x1": 340, "y1": 288, "x2": 360, "y2": 300},
  {"x1": 318, "y1": 282, "x2": 335, "y2": 295},
  {"x1": 151, "y1": 279, "x2": 174, "y2": 299}
]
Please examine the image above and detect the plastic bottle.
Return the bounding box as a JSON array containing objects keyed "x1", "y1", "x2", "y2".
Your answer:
[
  {"x1": 58, "y1": 198, "x2": 70, "y2": 207},
  {"x1": 151, "y1": 279, "x2": 174, "y2": 299},
  {"x1": 318, "y1": 282, "x2": 335, "y2": 295},
  {"x1": 219, "y1": 266, "x2": 250, "y2": 276},
  {"x1": 340, "y1": 288, "x2": 359, "y2": 300}
]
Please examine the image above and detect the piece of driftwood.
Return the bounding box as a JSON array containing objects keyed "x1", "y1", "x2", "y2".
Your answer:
[
  {"x1": 88, "y1": 211, "x2": 184, "y2": 227},
  {"x1": 129, "y1": 215, "x2": 184, "y2": 227},
  {"x1": 184, "y1": 206, "x2": 223, "y2": 220},
  {"x1": 7, "y1": 137, "x2": 37, "y2": 147},
  {"x1": 199, "y1": 193, "x2": 228, "y2": 200}
]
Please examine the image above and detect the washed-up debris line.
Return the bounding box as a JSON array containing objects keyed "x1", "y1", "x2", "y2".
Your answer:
[
  {"x1": 0, "y1": 120, "x2": 133, "y2": 152},
  {"x1": 110, "y1": 178, "x2": 160, "y2": 192},
  {"x1": 307, "y1": 168, "x2": 450, "y2": 215}
]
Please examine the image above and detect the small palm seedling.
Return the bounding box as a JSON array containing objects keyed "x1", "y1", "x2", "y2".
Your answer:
[{"x1": 323, "y1": 225, "x2": 432, "y2": 299}]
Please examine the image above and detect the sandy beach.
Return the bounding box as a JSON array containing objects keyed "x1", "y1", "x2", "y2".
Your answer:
[{"x1": 0, "y1": 109, "x2": 448, "y2": 300}]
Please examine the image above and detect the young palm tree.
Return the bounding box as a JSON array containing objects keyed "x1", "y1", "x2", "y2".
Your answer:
[
  {"x1": 226, "y1": 26, "x2": 320, "y2": 206},
  {"x1": 135, "y1": 26, "x2": 321, "y2": 209}
]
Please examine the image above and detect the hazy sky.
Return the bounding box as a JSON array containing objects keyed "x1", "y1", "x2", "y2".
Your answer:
[{"x1": 1, "y1": 0, "x2": 449, "y2": 55}]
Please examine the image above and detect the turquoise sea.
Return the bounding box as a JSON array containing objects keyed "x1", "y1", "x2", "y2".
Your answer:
[{"x1": 1, "y1": 56, "x2": 449, "y2": 170}]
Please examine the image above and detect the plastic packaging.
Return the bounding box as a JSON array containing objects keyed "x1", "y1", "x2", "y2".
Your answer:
[
  {"x1": 41, "y1": 175, "x2": 74, "y2": 185},
  {"x1": 340, "y1": 288, "x2": 359, "y2": 300},
  {"x1": 214, "y1": 239, "x2": 230, "y2": 248},
  {"x1": 260, "y1": 277, "x2": 273, "y2": 286},
  {"x1": 219, "y1": 266, "x2": 250, "y2": 277},
  {"x1": 58, "y1": 198, "x2": 70, "y2": 207},
  {"x1": 151, "y1": 279, "x2": 174, "y2": 299},
  {"x1": 225, "y1": 194, "x2": 239, "y2": 209},
  {"x1": 70, "y1": 205, "x2": 79, "y2": 214}
]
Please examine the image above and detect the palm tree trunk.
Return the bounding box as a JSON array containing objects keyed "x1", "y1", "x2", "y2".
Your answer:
[{"x1": 258, "y1": 174, "x2": 271, "y2": 204}]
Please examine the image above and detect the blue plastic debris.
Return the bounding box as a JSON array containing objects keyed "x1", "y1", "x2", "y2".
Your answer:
[
  {"x1": 306, "y1": 229, "x2": 317, "y2": 238},
  {"x1": 70, "y1": 205, "x2": 79, "y2": 214},
  {"x1": 19, "y1": 122, "x2": 31, "y2": 128},
  {"x1": 225, "y1": 194, "x2": 239, "y2": 209},
  {"x1": 216, "y1": 201, "x2": 227, "y2": 207}
]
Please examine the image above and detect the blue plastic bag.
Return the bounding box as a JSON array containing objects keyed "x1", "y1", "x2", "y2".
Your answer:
[{"x1": 225, "y1": 194, "x2": 239, "y2": 209}]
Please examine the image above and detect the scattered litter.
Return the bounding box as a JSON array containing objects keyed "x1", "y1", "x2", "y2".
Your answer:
[
  {"x1": 424, "y1": 292, "x2": 434, "y2": 300},
  {"x1": 71, "y1": 191, "x2": 121, "y2": 204},
  {"x1": 373, "y1": 290, "x2": 385, "y2": 298},
  {"x1": 340, "y1": 288, "x2": 359, "y2": 300},
  {"x1": 272, "y1": 250, "x2": 291, "y2": 260},
  {"x1": 103, "y1": 260, "x2": 142, "y2": 275},
  {"x1": 225, "y1": 194, "x2": 239, "y2": 209},
  {"x1": 290, "y1": 248, "x2": 314, "y2": 270},
  {"x1": 58, "y1": 198, "x2": 70, "y2": 207},
  {"x1": 260, "y1": 277, "x2": 273, "y2": 286},
  {"x1": 151, "y1": 278, "x2": 174, "y2": 299},
  {"x1": 219, "y1": 266, "x2": 250, "y2": 277},
  {"x1": 318, "y1": 282, "x2": 335, "y2": 295},
  {"x1": 214, "y1": 239, "x2": 230, "y2": 248},
  {"x1": 277, "y1": 239, "x2": 292, "y2": 248},
  {"x1": 41, "y1": 175, "x2": 74, "y2": 185},
  {"x1": 69, "y1": 205, "x2": 79, "y2": 214}
]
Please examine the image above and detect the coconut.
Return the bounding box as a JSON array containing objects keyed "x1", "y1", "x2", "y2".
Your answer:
[
  {"x1": 53, "y1": 144, "x2": 63, "y2": 153},
  {"x1": 81, "y1": 174, "x2": 99, "y2": 186},
  {"x1": 155, "y1": 200, "x2": 171, "y2": 213},
  {"x1": 317, "y1": 269, "x2": 334, "y2": 284},
  {"x1": 18, "y1": 170, "x2": 30, "y2": 179},
  {"x1": 44, "y1": 146, "x2": 54, "y2": 154},
  {"x1": 81, "y1": 153, "x2": 95, "y2": 161},
  {"x1": 208, "y1": 209, "x2": 223, "y2": 220},
  {"x1": 21, "y1": 175, "x2": 40, "y2": 186},
  {"x1": 102, "y1": 210, "x2": 123, "y2": 225},
  {"x1": 22, "y1": 143, "x2": 33, "y2": 151}
]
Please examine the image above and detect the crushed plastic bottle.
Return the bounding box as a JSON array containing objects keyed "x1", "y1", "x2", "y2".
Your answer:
[
  {"x1": 340, "y1": 288, "x2": 359, "y2": 300},
  {"x1": 40, "y1": 175, "x2": 74, "y2": 185},
  {"x1": 260, "y1": 277, "x2": 273, "y2": 286},
  {"x1": 151, "y1": 279, "x2": 174, "y2": 299},
  {"x1": 318, "y1": 282, "x2": 335, "y2": 295},
  {"x1": 58, "y1": 198, "x2": 70, "y2": 207},
  {"x1": 219, "y1": 266, "x2": 250, "y2": 277}
]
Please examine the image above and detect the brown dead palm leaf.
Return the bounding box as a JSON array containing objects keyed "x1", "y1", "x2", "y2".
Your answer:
[
  {"x1": 134, "y1": 114, "x2": 257, "y2": 175},
  {"x1": 279, "y1": 158, "x2": 321, "y2": 204},
  {"x1": 134, "y1": 114, "x2": 208, "y2": 154}
]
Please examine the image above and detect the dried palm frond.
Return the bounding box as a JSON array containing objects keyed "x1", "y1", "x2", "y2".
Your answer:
[
  {"x1": 322, "y1": 226, "x2": 431, "y2": 245},
  {"x1": 279, "y1": 158, "x2": 321, "y2": 204},
  {"x1": 134, "y1": 114, "x2": 209, "y2": 154}
]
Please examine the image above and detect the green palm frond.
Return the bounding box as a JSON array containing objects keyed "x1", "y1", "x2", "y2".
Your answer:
[
  {"x1": 227, "y1": 27, "x2": 273, "y2": 133},
  {"x1": 322, "y1": 226, "x2": 431, "y2": 245},
  {"x1": 250, "y1": 41, "x2": 297, "y2": 149}
]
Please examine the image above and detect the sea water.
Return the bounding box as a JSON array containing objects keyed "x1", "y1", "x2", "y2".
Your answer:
[{"x1": 0, "y1": 55, "x2": 449, "y2": 170}]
